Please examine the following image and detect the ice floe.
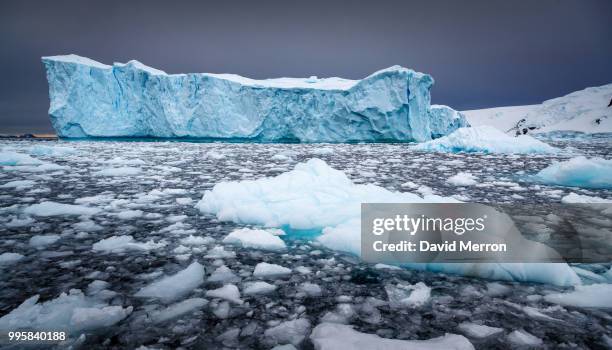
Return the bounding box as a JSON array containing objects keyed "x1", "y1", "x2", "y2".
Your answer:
[
  {"x1": 29, "y1": 234, "x2": 61, "y2": 248},
  {"x1": 310, "y1": 323, "x2": 474, "y2": 350},
  {"x1": 243, "y1": 281, "x2": 277, "y2": 295},
  {"x1": 24, "y1": 201, "x2": 101, "y2": 216},
  {"x1": 265, "y1": 318, "x2": 311, "y2": 347},
  {"x1": 94, "y1": 166, "x2": 142, "y2": 176},
  {"x1": 506, "y1": 329, "x2": 542, "y2": 346},
  {"x1": 457, "y1": 322, "x2": 503, "y2": 339},
  {"x1": 385, "y1": 282, "x2": 431, "y2": 308},
  {"x1": 543, "y1": 283, "x2": 612, "y2": 308},
  {"x1": 532, "y1": 156, "x2": 612, "y2": 189},
  {"x1": 413, "y1": 126, "x2": 557, "y2": 154},
  {"x1": 447, "y1": 172, "x2": 478, "y2": 186},
  {"x1": 92, "y1": 235, "x2": 166, "y2": 253},
  {"x1": 0, "y1": 289, "x2": 132, "y2": 335},
  {"x1": 135, "y1": 261, "x2": 204, "y2": 303},
  {"x1": 222, "y1": 228, "x2": 286, "y2": 251},
  {"x1": 205, "y1": 284, "x2": 243, "y2": 304},
  {"x1": 0, "y1": 252, "x2": 25, "y2": 265},
  {"x1": 149, "y1": 298, "x2": 207, "y2": 323},
  {"x1": 253, "y1": 262, "x2": 292, "y2": 278}
]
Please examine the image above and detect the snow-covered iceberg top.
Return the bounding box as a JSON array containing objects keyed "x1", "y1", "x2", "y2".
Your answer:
[
  {"x1": 42, "y1": 54, "x2": 468, "y2": 142},
  {"x1": 197, "y1": 158, "x2": 580, "y2": 286},
  {"x1": 532, "y1": 156, "x2": 612, "y2": 189},
  {"x1": 413, "y1": 126, "x2": 558, "y2": 154}
]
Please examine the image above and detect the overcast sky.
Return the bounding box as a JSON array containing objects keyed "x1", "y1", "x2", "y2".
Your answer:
[{"x1": 1, "y1": 0, "x2": 611, "y2": 133}]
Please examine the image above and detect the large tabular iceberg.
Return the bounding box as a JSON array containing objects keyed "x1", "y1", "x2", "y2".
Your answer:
[{"x1": 42, "y1": 55, "x2": 467, "y2": 142}]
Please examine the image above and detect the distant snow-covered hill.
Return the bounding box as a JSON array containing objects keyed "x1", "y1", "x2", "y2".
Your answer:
[{"x1": 464, "y1": 83, "x2": 612, "y2": 135}]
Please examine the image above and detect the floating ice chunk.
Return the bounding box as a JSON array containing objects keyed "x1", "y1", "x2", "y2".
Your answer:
[
  {"x1": 317, "y1": 219, "x2": 362, "y2": 255},
  {"x1": 135, "y1": 262, "x2": 205, "y2": 303},
  {"x1": 403, "y1": 262, "x2": 581, "y2": 287},
  {"x1": 222, "y1": 228, "x2": 286, "y2": 251},
  {"x1": 102, "y1": 157, "x2": 145, "y2": 165},
  {"x1": 115, "y1": 209, "x2": 144, "y2": 220},
  {"x1": 253, "y1": 262, "x2": 291, "y2": 278},
  {"x1": 6, "y1": 217, "x2": 35, "y2": 228},
  {"x1": 206, "y1": 151, "x2": 226, "y2": 160},
  {"x1": 24, "y1": 201, "x2": 101, "y2": 216},
  {"x1": 310, "y1": 323, "x2": 474, "y2": 350},
  {"x1": 543, "y1": 284, "x2": 612, "y2": 308},
  {"x1": 447, "y1": 172, "x2": 477, "y2": 186},
  {"x1": 0, "y1": 151, "x2": 43, "y2": 165},
  {"x1": 243, "y1": 281, "x2": 277, "y2": 295},
  {"x1": 0, "y1": 180, "x2": 37, "y2": 190},
  {"x1": 507, "y1": 330, "x2": 542, "y2": 346},
  {"x1": 0, "y1": 289, "x2": 131, "y2": 335},
  {"x1": 73, "y1": 220, "x2": 104, "y2": 232},
  {"x1": 205, "y1": 284, "x2": 243, "y2": 304},
  {"x1": 0, "y1": 252, "x2": 24, "y2": 265},
  {"x1": 150, "y1": 298, "x2": 207, "y2": 323},
  {"x1": 70, "y1": 305, "x2": 133, "y2": 331},
  {"x1": 204, "y1": 245, "x2": 236, "y2": 259},
  {"x1": 87, "y1": 280, "x2": 110, "y2": 295},
  {"x1": 271, "y1": 345, "x2": 298, "y2": 350},
  {"x1": 561, "y1": 193, "x2": 612, "y2": 203},
  {"x1": 271, "y1": 154, "x2": 292, "y2": 161},
  {"x1": 295, "y1": 266, "x2": 312, "y2": 274},
  {"x1": 265, "y1": 318, "x2": 311, "y2": 347},
  {"x1": 207, "y1": 265, "x2": 240, "y2": 283},
  {"x1": 29, "y1": 234, "x2": 61, "y2": 248},
  {"x1": 320, "y1": 304, "x2": 355, "y2": 324},
  {"x1": 92, "y1": 235, "x2": 165, "y2": 253},
  {"x1": 533, "y1": 157, "x2": 612, "y2": 189},
  {"x1": 175, "y1": 197, "x2": 193, "y2": 205},
  {"x1": 413, "y1": 126, "x2": 557, "y2": 154},
  {"x1": 457, "y1": 322, "x2": 503, "y2": 338},
  {"x1": 29, "y1": 145, "x2": 77, "y2": 157},
  {"x1": 160, "y1": 303, "x2": 209, "y2": 326},
  {"x1": 385, "y1": 282, "x2": 431, "y2": 308},
  {"x1": 94, "y1": 167, "x2": 142, "y2": 176},
  {"x1": 180, "y1": 235, "x2": 215, "y2": 246},
  {"x1": 312, "y1": 147, "x2": 334, "y2": 155},
  {"x1": 299, "y1": 282, "x2": 322, "y2": 297},
  {"x1": 374, "y1": 263, "x2": 402, "y2": 270}
]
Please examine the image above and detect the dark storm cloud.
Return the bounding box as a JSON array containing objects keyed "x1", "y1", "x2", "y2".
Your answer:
[{"x1": 0, "y1": 0, "x2": 611, "y2": 133}]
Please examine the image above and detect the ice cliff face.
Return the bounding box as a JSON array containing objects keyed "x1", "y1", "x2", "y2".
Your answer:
[{"x1": 42, "y1": 55, "x2": 468, "y2": 142}]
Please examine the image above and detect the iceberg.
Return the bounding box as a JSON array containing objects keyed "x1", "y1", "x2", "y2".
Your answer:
[
  {"x1": 197, "y1": 158, "x2": 580, "y2": 286},
  {"x1": 42, "y1": 54, "x2": 468, "y2": 142},
  {"x1": 532, "y1": 156, "x2": 612, "y2": 189},
  {"x1": 413, "y1": 126, "x2": 558, "y2": 154}
]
